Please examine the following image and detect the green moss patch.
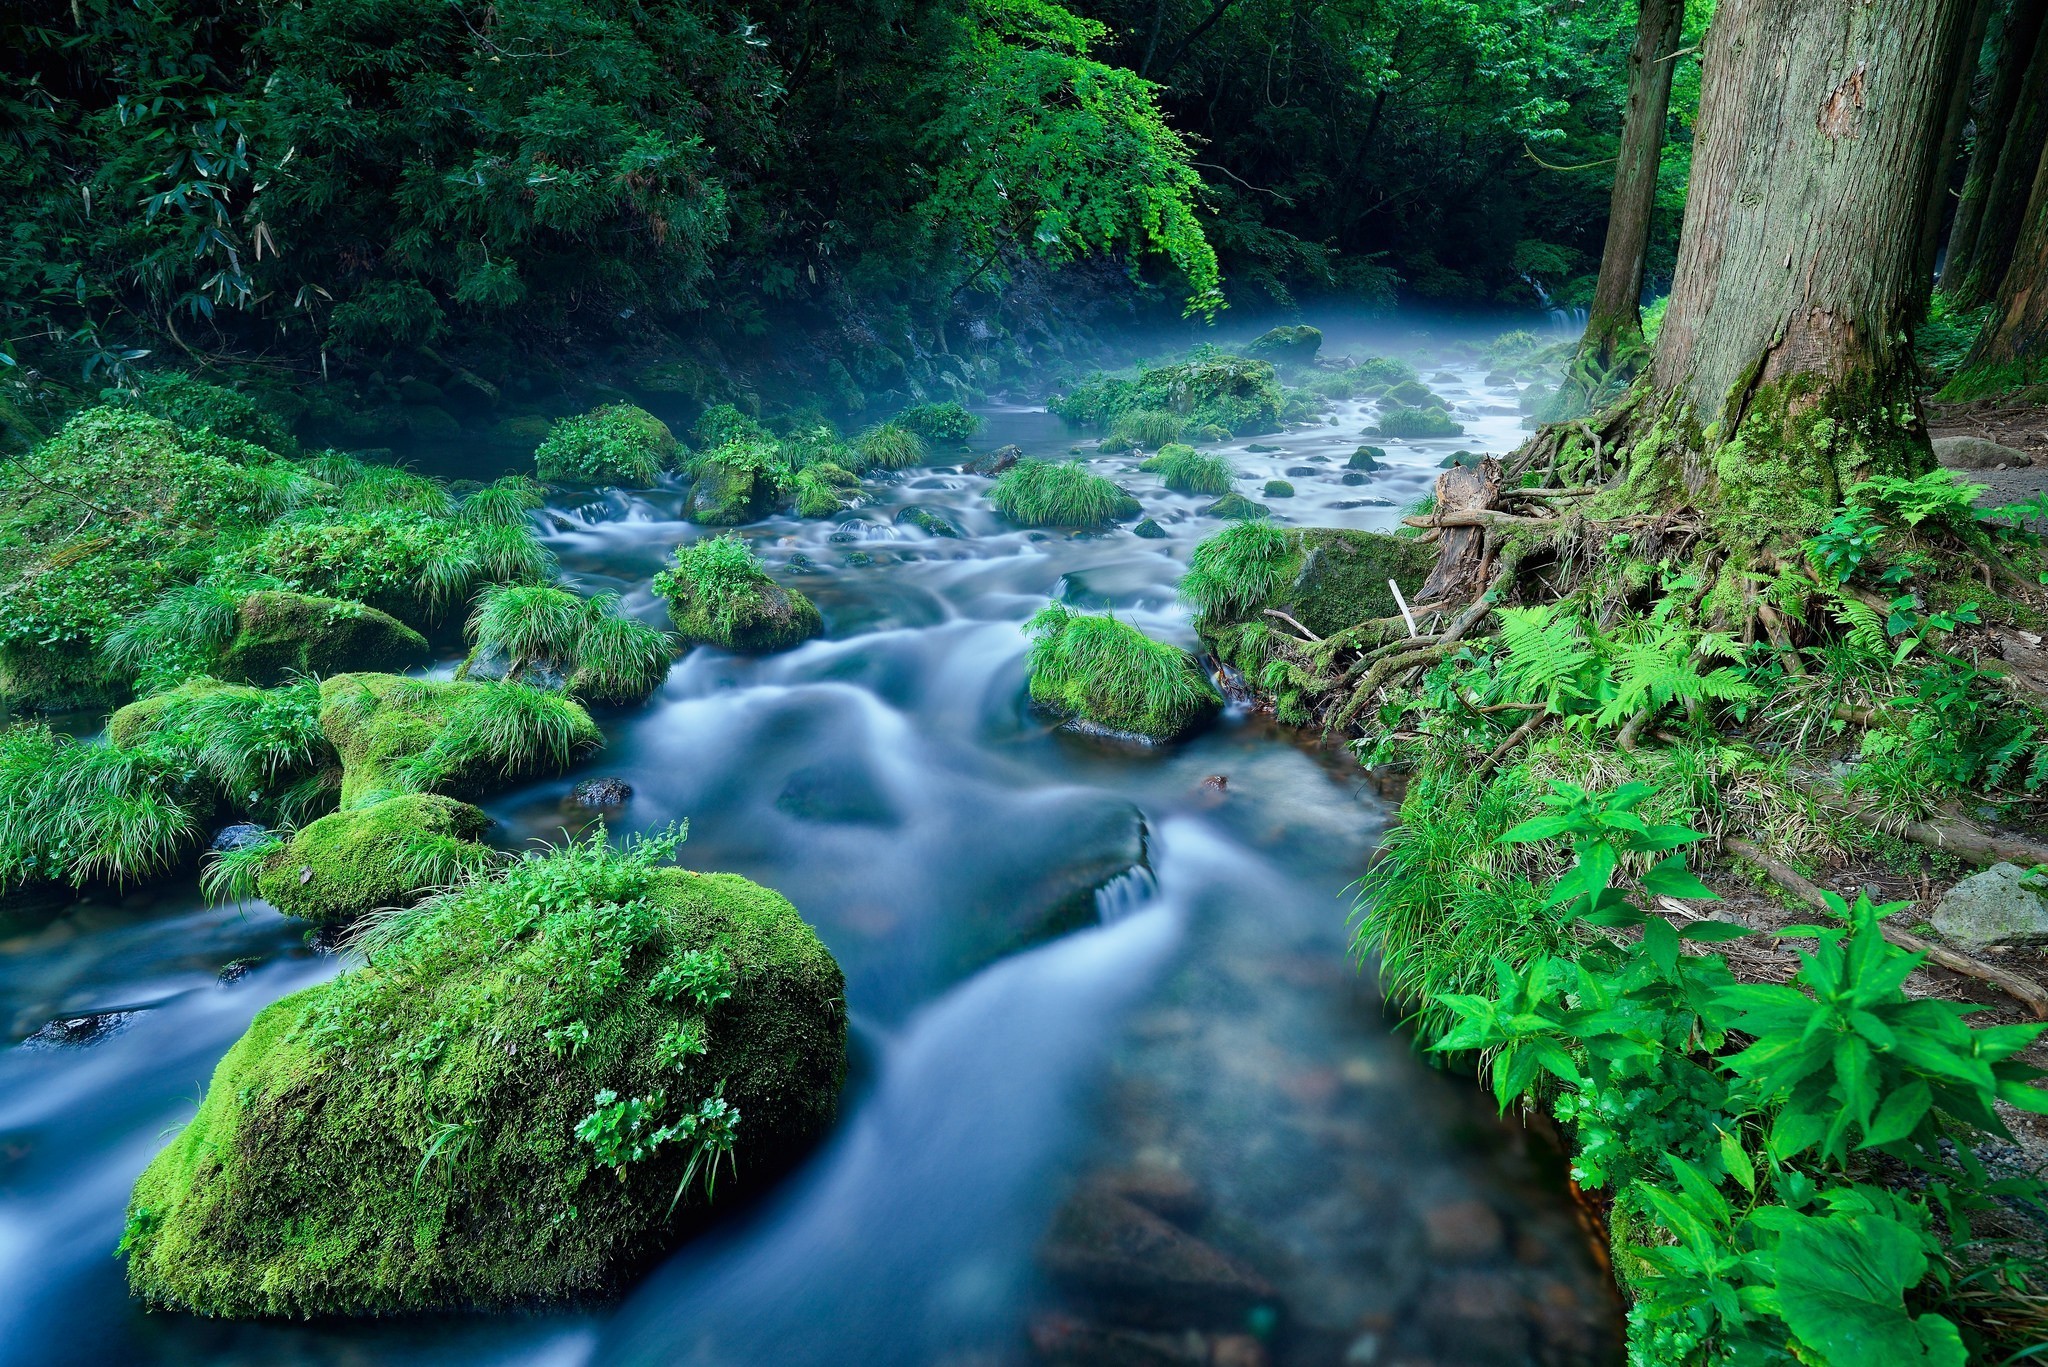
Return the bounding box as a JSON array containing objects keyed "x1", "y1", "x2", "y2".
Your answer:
[
  {"x1": 653, "y1": 535, "x2": 823, "y2": 653},
  {"x1": 1026, "y1": 603, "x2": 1217, "y2": 742},
  {"x1": 1201, "y1": 492, "x2": 1270, "y2": 520},
  {"x1": 1371, "y1": 405, "x2": 1464, "y2": 439},
  {"x1": 685, "y1": 439, "x2": 788, "y2": 525},
  {"x1": 989, "y1": 460, "x2": 1141, "y2": 528},
  {"x1": 319, "y1": 673, "x2": 602, "y2": 809},
  {"x1": 254, "y1": 793, "x2": 492, "y2": 924},
  {"x1": 1244, "y1": 325, "x2": 1321, "y2": 365},
  {"x1": 124, "y1": 829, "x2": 847, "y2": 1317},
  {"x1": 535, "y1": 404, "x2": 680, "y2": 486},
  {"x1": 218, "y1": 591, "x2": 429, "y2": 686}
]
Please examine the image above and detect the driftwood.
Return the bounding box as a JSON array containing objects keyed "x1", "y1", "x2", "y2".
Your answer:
[{"x1": 1722, "y1": 838, "x2": 2048, "y2": 1020}]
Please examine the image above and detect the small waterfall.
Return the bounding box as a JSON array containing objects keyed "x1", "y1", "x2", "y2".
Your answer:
[{"x1": 1093, "y1": 864, "x2": 1159, "y2": 923}]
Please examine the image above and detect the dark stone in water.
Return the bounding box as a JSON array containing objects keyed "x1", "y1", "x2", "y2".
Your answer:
[
  {"x1": 1284, "y1": 466, "x2": 1317, "y2": 478},
  {"x1": 1198, "y1": 775, "x2": 1228, "y2": 794},
  {"x1": 785, "y1": 552, "x2": 822, "y2": 575},
  {"x1": 775, "y1": 762, "x2": 899, "y2": 827},
  {"x1": 1132, "y1": 518, "x2": 1168, "y2": 540},
  {"x1": 1040, "y1": 1175, "x2": 1276, "y2": 1330},
  {"x1": 1330, "y1": 498, "x2": 1396, "y2": 509},
  {"x1": 210, "y1": 823, "x2": 269, "y2": 853},
  {"x1": 843, "y1": 550, "x2": 876, "y2": 567},
  {"x1": 964, "y1": 444, "x2": 1023, "y2": 476},
  {"x1": 1245, "y1": 443, "x2": 1281, "y2": 453},
  {"x1": 895, "y1": 504, "x2": 962, "y2": 538},
  {"x1": 1340, "y1": 472, "x2": 1369, "y2": 486},
  {"x1": 1347, "y1": 447, "x2": 1384, "y2": 471},
  {"x1": 217, "y1": 958, "x2": 259, "y2": 986},
  {"x1": 24, "y1": 1009, "x2": 141, "y2": 1049},
  {"x1": 571, "y1": 777, "x2": 634, "y2": 808}
]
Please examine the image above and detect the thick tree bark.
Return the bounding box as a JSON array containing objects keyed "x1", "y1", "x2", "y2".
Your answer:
[
  {"x1": 1945, "y1": 0, "x2": 2048, "y2": 291},
  {"x1": 1642, "y1": 0, "x2": 1970, "y2": 535},
  {"x1": 1948, "y1": 3, "x2": 2048, "y2": 307},
  {"x1": 1962, "y1": 137, "x2": 2048, "y2": 379},
  {"x1": 1919, "y1": 0, "x2": 2001, "y2": 302},
  {"x1": 1581, "y1": 0, "x2": 1687, "y2": 362}
]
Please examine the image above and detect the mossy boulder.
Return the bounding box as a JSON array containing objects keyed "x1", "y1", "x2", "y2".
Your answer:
[
  {"x1": 1244, "y1": 326, "x2": 1322, "y2": 366},
  {"x1": 895, "y1": 504, "x2": 962, "y2": 538},
  {"x1": 1197, "y1": 527, "x2": 1435, "y2": 640},
  {"x1": 652, "y1": 535, "x2": 823, "y2": 653},
  {"x1": 792, "y1": 462, "x2": 861, "y2": 518},
  {"x1": 1263, "y1": 480, "x2": 1295, "y2": 499},
  {"x1": 535, "y1": 404, "x2": 679, "y2": 486},
  {"x1": 1202, "y1": 493, "x2": 1271, "y2": 521},
  {"x1": 216, "y1": 591, "x2": 429, "y2": 686},
  {"x1": 1025, "y1": 603, "x2": 1218, "y2": 742},
  {"x1": 1371, "y1": 406, "x2": 1464, "y2": 439},
  {"x1": 319, "y1": 673, "x2": 603, "y2": 809},
  {"x1": 1383, "y1": 381, "x2": 1442, "y2": 408},
  {"x1": 685, "y1": 441, "x2": 785, "y2": 525},
  {"x1": 255, "y1": 793, "x2": 491, "y2": 925},
  {"x1": 486, "y1": 414, "x2": 554, "y2": 462},
  {"x1": 123, "y1": 835, "x2": 848, "y2": 1317},
  {"x1": 108, "y1": 677, "x2": 236, "y2": 750},
  {"x1": 1348, "y1": 446, "x2": 1385, "y2": 471}
]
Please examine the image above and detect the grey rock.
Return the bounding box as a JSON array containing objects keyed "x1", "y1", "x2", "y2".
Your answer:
[
  {"x1": 1933, "y1": 435, "x2": 2034, "y2": 470},
  {"x1": 210, "y1": 823, "x2": 270, "y2": 853},
  {"x1": 1932, "y1": 862, "x2": 2048, "y2": 951},
  {"x1": 570, "y1": 777, "x2": 634, "y2": 808}
]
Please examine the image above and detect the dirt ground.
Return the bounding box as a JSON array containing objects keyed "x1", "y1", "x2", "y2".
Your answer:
[{"x1": 1930, "y1": 394, "x2": 2048, "y2": 508}]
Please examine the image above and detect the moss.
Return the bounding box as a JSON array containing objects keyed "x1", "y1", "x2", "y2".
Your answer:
[
  {"x1": 989, "y1": 460, "x2": 1141, "y2": 528},
  {"x1": 1244, "y1": 325, "x2": 1321, "y2": 365},
  {"x1": 1263, "y1": 479, "x2": 1295, "y2": 498},
  {"x1": 792, "y1": 462, "x2": 861, "y2": 518},
  {"x1": 486, "y1": 414, "x2": 554, "y2": 462},
  {"x1": 1201, "y1": 492, "x2": 1270, "y2": 520},
  {"x1": 319, "y1": 673, "x2": 602, "y2": 809},
  {"x1": 121, "y1": 373, "x2": 297, "y2": 454},
  {"x1": 895, "y1": 504, "x2": 962, "y2": 538},
  {"x1": 1139, "y1": 444, "x2": 1235, "y2": 495},
  {"x1": 254, "y1": 793, "x2": 491, "y2": 924},
  {"x1": 1025, "y1": 603, "x2": 1218, "y2": 741},
  {"x1": 1371, "y1": 405, "x2": 1464, "y2": 438},
  {"x1": 217, "y1": 591, "x2": 430, "y2": 686},
  {"x1": 1185, "y1": 525, "x2": 1435, "y2": 640},
  {"x1": 1348, "y1": 446, "x2": 1384, "y2": 471},
  {"x1": 685, "y1": 439, "x2": 788, "y2": 525},
  {"x1": 652, "y1": 535, "x2": 823, "y2": 653},
  {"x1": 124, "y1": 834, "x2": 847, "y2": 1316},
  {"x1": 535, "y1": 404, "x2": 679, "y2": 486},
  {"x1": 1049, "y1": 354, "x2": 1283, "y2": 438},
  {"x1": 1384, "y1": 380, "x2": 1440, "y2": 408}
]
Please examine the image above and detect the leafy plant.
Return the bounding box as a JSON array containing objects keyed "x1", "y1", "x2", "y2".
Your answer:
[
  {"x1": 893, "y1": 402, "x2": 978, "y2": 441},
  {"x1": 651, "y1": 947, "x2": 735, "y2": 1012}
]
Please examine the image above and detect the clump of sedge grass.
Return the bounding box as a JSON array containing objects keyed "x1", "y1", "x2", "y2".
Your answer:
[
  {"x1": 1024, "y1": 602, "x2": 1217, "y2": 741},
  {"x1": 989, "y1": 460, "x2": 1141, "y2": 528},
  {"x1": 1111, "y1": 408, "x2": 1185, "y2": 449},
  {"x1": 1140, "y1": 444, "x2": 1235, "y2": 495},
  {"x1": 458, "y1": 477, "x2": 547, "y2": 528},
  {"x1": 853, "y1": 422, "x2": 926, "y2": 471},
  {"x1": 1179, "y1": 519, "x2": 1290, "y2": 623}
]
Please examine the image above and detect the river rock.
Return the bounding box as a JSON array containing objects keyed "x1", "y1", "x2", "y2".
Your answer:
[
  {"x1": 1933, "y1": 436, "x2": 2034, "y2": 470},
  {"x1": 1132, "y1": 518, "x2": 1168, "y2": 539},
  {"x1": 210, "y1": 823, "x2": 270, "y2": 853},
  {"x1": 895, "y1": 504, "x2": 962, "y2": 538},
  {"x1": 1347, "y1": 447, "x2": 1384, "y2": 471},
  {"x1": 1931, "y1": 863, "x2": 2048, "y2": 951},
  {"x1": 571, "y1": 777, "x2": 634, "y2": 808},
  {"x1": 1041, "y1": 1181, "x2": 1276, "y2": 1330},
  {"x1": 219, "y1": 591, "x2": 430, "y2": 686},
  {"x1": 24, "y1": 1008, "x2": 140, "y2": 1048},
  {"x1": 965, "y1": 444, "x2": 1023, "y2": 476}
]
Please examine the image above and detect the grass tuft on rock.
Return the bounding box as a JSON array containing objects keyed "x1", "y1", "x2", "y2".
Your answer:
[
  {"x1": 247, "y1": 792, "x2": 495, "y2": 924},
  {"x1": 319, "y1": 673, "x2": 602, "y2": 809},
  {"x1": 989, "y1": 460, "x2": 1141, "y2": 528},
  {"x1": 852, "y1": 422, "x2": 926, "y2": 471},
  {"x1": 652, "y1": 535, "x2": 823, "y2": 653},
  {"x1": 536, "y1": 405, "x2": 680, "y2": 486},
  {"x1": 1139, "y1": 444, "x2": 1236, "y2": 496},
  {"x1": 124, "y1": 825, "x2": 847, "y2": 1317},
  {"x1": 1110, "y1": 409, "x2": 1186, "y2": 449},
  {"x1": 1181, "y1": 520, "x2": 1292, "y2": 625},
  {"x1": 1024, "y1": 603, "x2": 1218, "y2": 742}
]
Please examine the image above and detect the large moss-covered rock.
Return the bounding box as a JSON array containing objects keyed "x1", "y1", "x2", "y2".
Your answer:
[
  {"x1": 218, "y1": 591, "x2": 429, "y2": 685},
  {"x1": 652, "y1": 536, "x2": 823, "y2": 653},
  {"x1": 535, "y1": 404, "x2": 679, "y2": 486},
  {"x1": 319, "y1": 673, "x2": 602, "y2": 808},
  {"x1": 685, "y1": 441, "x2": 785, "y2": 524},
  {"x1": 254, "y1": 793, "x2": 491, "y2": 924},
  {"x1": 123, "y1": 836, "x2": 847, "y2": 1317},
  {"x1": 1244, "y1": 325, "x2": 1321, "y2": 366}
]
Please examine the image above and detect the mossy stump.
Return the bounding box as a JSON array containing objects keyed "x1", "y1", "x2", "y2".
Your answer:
[
  {"x1": 255, "y1": 793, "x2": 491, "y2": 924},
  {"x1": 123, "y1": 846, "x2": 847, "y2": 1317}
]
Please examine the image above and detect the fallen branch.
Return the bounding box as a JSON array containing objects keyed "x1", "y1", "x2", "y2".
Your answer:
[
  {"x1": 1402, "y1": 510, "x2": 1553, "y2": 531},
  {"x1": 1262, "y1": 608, "x2": 1323, "y2": 643},
  {"x1": 1722, "y1": 838, "x2": 2048, "y2": 1020}
]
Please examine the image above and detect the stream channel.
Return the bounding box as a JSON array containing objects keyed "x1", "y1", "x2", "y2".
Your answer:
[{"x1": 0, "y1": 323, "x2": 1621, "y2": 1367}]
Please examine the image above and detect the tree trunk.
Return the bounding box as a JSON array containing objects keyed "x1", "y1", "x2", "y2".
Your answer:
[
  {"x1": 1581, "y1": 0, "x2": 1687, "y2": 363},
  {"x1": 1639, "y1": 0, "x2": 1969, "y2": 544},
  {"x1": 1945, "y1": 0, "x2": 2047, "y2": 290},
  {"x1": 1918, "y1": 0, "x2": 2001, "y2": 303},
  {"x1": 1948, "y1": 2, "x2": 2048, "y2": 307},
  {"x1": 1961, "y1": 137, "x2": 2048, "y2": 383}
]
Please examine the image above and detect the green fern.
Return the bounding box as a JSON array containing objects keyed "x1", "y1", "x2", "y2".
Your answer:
[{"x1": 1493, "y1": 605, "x2": 1600, "y2": 714}]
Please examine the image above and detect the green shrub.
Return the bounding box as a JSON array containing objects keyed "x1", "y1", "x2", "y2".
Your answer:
[
  {"x1": 988, "y1": 460, "x2": 1141, "y2": 527},
  {"x1": 0, "y1": 724, "x2": 202, "y2": 890},
  {"x1": 125, "y1": 826, "x2": 847, "y2": 1316},
  {"x1": 465, "y1": 584, "x2": 587, "y2": 680},
  {"x1": 692, "y1": 404, "x2": 769, "y2": 450},
  {"x1": 247, "y1": 792, "x2": 495, "y2": 924},
  {"x1": 1048, "y1": 374, "x2": 1140, "y2": 428},
  {"x1": 1383, "y1": 380, "x2": 1440, "y2": 407},
  {"x1": 536, "y1": 405, "x2": 679, "y2": 486},
  {"x1": 568, "y1": 603, "x2": 676, "y2": 706},
  {"x1": 1049, "y1": 354, "x2": 1283, "y2": 437},
  {"x1": 319, "y1": 673, "x2": 602, "y2": 809},
  {"x1": 120, "y1": 372, "x2": 297, "y2": 454},
  {"x1": 107, "y1": 678, "x2": 336, "y2": 818},
  {"x1": 1109, "y1": 408, "x2": 1185, "y2": 449},
  {"x1": 852, "y1": 422, "x2": 927, "y2": 471},
  {"x1": 1140, "y1": 444, "x2": 1235, "y2": 495},
  {"x1": 685, "y1": 439, "x2": 792, "y2": 524},
  {"x1": 341, "y1": 466, "x2": 455, "y2": 517},
  {"x1": 1373, "y1": 405, "x2": 1464, "y2": 438},
  {"x1": 1025, "y1": 603, "x2": 1217, "y2": 741},
  {"x1": 459, "y1": 477, "x2": 548, "y2": 528},
  {"x1": 652, "y1": 535, "x2": 823, "y2": 652},
  {"x1": 893, "y1": 402, "x2": 979, "y2": 441}
]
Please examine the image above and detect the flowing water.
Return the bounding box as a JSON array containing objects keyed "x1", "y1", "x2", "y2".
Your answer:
[{"x1": 0, "y1": 324, "x2": 1618, "y2": 1367}]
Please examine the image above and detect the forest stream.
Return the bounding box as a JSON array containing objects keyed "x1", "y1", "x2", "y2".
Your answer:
[{"x1": 0, "y1": 327, "x2": 1621, "y2": 1367}]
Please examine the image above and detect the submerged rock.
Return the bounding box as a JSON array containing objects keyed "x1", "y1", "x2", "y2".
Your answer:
[
  {"x1": 895, "y1": 504, "x2": 962, "y2": 538},
  {"x1": 1041, "y1": 1175, "x2": 1276, "y2": 1330},
  {"x1": 1202, "y1": 493, "x2": 1270, "y2": 521},
  {"x1": 123, "y1": 840, "x2": 847, "y2": 1317},
  {"x1": 254, "y1": 793, "x2": 493, "y2": 925},
  {"x1": 1132, "y1": 518, "x2": 1169, "y2": 540},
  {"x1": 24, "y1": 1008, "x2": 142, "y2": 1048},
  {"x1": 571, "y1": 777, "x2": 635, "y2": 808},
  {"x1": 1932, "y1": 863, "x2": 2048, "y2": 951},
  {"x1": 964, "y1": 444, "x2": 1023, "y2": 476},
  {"x1": 653, "y1": 536, "x2": 824, "y2": 653}
]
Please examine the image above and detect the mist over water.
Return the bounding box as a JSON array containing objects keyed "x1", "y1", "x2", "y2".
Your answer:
[{"x1": 0, "y1": 314, "x2": 1618, "y2": 1366}]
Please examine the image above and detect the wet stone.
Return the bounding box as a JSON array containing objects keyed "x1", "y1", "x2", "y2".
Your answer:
[
  {"x1": 1421, "y1": 1198, "x2": 1505, "y2": 1261},
  {"x1": 23, "y1": 1008, "x2": 140, "y2": 1049},
  {"x1": 217, "y1": 957, "x2": 258, "y2": 986},
  {"x1": 1132, "y1": 518, "x2": 1168, "y2": 540},
  {"x1": 570, "y1": 776, "x2": 635, "y2": 808},
  {"x1": 210, "y1": 823, "x2": 270, "y2": 853}
]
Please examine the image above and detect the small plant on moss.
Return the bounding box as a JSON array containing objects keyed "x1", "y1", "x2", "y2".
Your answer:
[
  {"x1": 104, "y1": 579, "x2": 263, "y2": 691},
  {"x1": 1024, "y1": 602, "x2": 1217, "y2": 741},
  {"x1": 652, "y1": 947, "x2": 735, "y2": 1010},
  {"x1": 577, "y1": 1089, "x2": 674, "y2": 1170},
  {"x1": 853, "y1": 421, "x2": 926, "y2": 470},
  {"x1": 655, "y1": 1017, "x2": 710, "y2": 1069},
  {"x1": 989, "y1": 460, "x2": 1140, "y2": 528},
  {"x1": 1180, "y1": 520, "x2": 1290, "y2": 623},
  {"x1": 1140, "y1": 444, "x2": 1235, "y2": 495},
  {"x1": 536, "y1": 404, "x2": 678, "y2": 485},
  {"x1": 692, "y1": 403, "x2": 767, "y2": 449},
  {"x1": 894, "y1": 401, "x2": 978, "y2": 441},
  {"x1": 544, "y1": 1020, "x2": 593, "y2": 1059},
  {"x1": 653, "y1": 536, "x2": 771, "y2": 636}
]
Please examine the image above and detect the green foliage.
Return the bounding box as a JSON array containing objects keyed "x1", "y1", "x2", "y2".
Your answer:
[
  {"x1": 535, "y1": 405, "x2": 680, "y2": 486},
  {"x1": 319, "y1": 673, "x2": 602, "y2": 809},
  {"x1": 1139, "y1": 444, "x2": 1235, "y2": 495},
  {"x1": 1850, "y1": 470, "x2": 1987, "y2": 532},
  {"x1": 852, "y1": 422, "x2": 928, "y2": 471},
  {"x1": 893, "y1": 402, "x2": 979, "y2": 441},
  {"x1": 1109, "y1": 408, "x2": 1185, "y2": 449},
  {"x1": 1917, "y1": 294, "x2": 1993, "y2": 384},
  {"x1": 464, "y1": 582, "x2": 682, "y2": 707},
  {"x1": 1372, "y1": 405, "x2": 1464, "y2": 439},
  {"x1": 1023, "y1": 602, "x2": 1217, "y2": 740},
  {"x1": 0, "y1": 725, "x2": 202, "y2": 891},
  {"x1": 652, "y1": 535, "x2": 823, "y2": 652},
  {"x1": 1179, "y1": 520, "x2": 1290, "y2": 624},
  {"x1": 124, "y1": 825, "x2": 847, "y2": 1315},
  {"x1": 988, "y1": 459, "x2": 1140, "y2": 527},
  {"x1": 1051, "y1": 353, "x2": 1284, "y2": 437}
]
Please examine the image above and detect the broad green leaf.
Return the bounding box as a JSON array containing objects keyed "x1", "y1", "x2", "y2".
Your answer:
[{"x1": 1775, "y1": 1213, "x2": 1958, "y2": 1366}]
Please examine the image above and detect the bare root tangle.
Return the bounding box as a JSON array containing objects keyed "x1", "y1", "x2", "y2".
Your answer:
[{"x1": 1722, "y1": 838, "x2": 2048, "y2": 1020}]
